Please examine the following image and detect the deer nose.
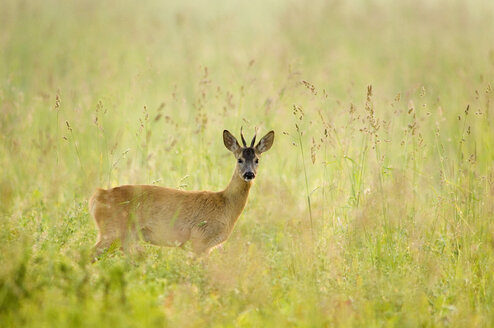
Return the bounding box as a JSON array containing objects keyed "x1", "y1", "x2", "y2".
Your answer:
[{"x1": 243, "y1": 172, "x2": 255, "y2": 180}]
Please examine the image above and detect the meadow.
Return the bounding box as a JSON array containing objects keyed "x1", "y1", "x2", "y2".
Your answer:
[{"x1": 1, "y1": 0, "x2": 494, "y2": 326}]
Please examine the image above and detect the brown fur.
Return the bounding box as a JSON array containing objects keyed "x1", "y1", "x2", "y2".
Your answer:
[
  {"x1": 89, "y1": 173, "x2": 251, "y2": 257},
  {"x1": 89, "y1": 129, "x2": 274, "y2": 259}
]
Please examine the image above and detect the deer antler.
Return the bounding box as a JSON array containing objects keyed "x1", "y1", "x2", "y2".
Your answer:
[
  {"x1": 240, "y1": 126, "x2": 247, "y2": 147},
  {"x1": 250, "y1": 127, "x2": 258, "y2": 147}
]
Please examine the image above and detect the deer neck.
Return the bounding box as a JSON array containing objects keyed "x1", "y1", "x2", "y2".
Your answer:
[{"x1": 222, "y1": 170, "x2": 252, "y2": 222}]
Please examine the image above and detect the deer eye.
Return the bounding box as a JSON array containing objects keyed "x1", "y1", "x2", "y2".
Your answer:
[
  {"x1": 237, "y1": 159, "x2": 243, "y2": 164},
  {"x1": 255, "y1": 159, "x2": 259, "y2": 164}
]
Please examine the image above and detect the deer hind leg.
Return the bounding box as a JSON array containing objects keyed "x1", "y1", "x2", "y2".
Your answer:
[
  {"x1": 121, "y1": 228, "x2": 144, "y2": 257},
  {"x1": 92, "y1": 229, "x2": 141, "y2": 261},
  {"x1": 92, "y1": 233, "x2": 119, "y2": 260},
  {"x1": 91, "y1": 214, "x2": 124, "y2": 260},
  {"x1": 90, "y1": 203, "x2": 128, "y2": 260}
]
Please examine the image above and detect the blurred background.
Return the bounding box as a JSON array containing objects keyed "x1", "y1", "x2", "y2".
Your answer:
[{"x1": 1, "y1": 0, "x2": 494, "y2": 326}]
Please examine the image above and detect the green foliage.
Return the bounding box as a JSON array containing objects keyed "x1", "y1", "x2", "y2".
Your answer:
[{"x1": 1, "y1": 0, "x2": 494, "y2": 326}]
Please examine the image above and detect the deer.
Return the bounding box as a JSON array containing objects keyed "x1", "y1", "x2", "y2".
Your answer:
[{"x1": 89, "y1": 128, "x2": 274, "y2": 259}]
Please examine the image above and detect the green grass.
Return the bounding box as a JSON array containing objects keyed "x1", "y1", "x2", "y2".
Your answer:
[{"x1": 1, "y1": 0, "x2": 494, "y2": 326}]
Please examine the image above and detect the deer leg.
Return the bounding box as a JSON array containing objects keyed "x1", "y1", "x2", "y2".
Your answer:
[
  {"x1": 91, "y1": 234, "x2": 118, "y2": 261},
  {"x1": 92, "y1": 215, "x2": 126, "y2": 260},
  {"x1": 121, "y1": 230, "x2": 146, "y2": 257},
  {"x1": 91, "y1": 203, "x2": 128, "y2": 260},
  {"x1": 191, "y1": 238, "x2": 212, "y2": 257}
]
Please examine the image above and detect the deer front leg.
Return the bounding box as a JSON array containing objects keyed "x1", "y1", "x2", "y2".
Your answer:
[
  {"x1": 190, "y1": 237, "x2": 212, "y2": 256},
  {"x1": 190, "y1": 224, "x2": 227, "y2": 256}
]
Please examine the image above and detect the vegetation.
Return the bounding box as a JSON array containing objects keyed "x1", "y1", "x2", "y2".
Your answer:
[{"x1": 1, "y1": 0, "x2": 494, "y2": 326}]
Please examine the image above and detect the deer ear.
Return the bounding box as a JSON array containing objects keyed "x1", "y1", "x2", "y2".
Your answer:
[
  {"x1": 223, "y1": 130, "x2": 240, "y2": 153},
  {"x1": 255, "y1": 130, "x2": 275, "y2": 153}
]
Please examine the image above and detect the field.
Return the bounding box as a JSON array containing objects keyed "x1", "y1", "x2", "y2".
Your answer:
[{"x1": 1, "y1": 0, "x2": 494, "y2": 326}]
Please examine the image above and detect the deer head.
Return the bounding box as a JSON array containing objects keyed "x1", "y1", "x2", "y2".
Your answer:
[{"x1": 223, "y1": 128, "x2": 275, "y2": 182}]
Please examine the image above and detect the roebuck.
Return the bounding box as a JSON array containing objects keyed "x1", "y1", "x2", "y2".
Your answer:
[{"x1": 89, "y1": 129, "x2": 274, "y2": 259}]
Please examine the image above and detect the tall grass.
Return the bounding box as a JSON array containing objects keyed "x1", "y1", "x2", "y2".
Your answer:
[{"x1": 1, "y1": 0, "x2": 494, "y2": 326}]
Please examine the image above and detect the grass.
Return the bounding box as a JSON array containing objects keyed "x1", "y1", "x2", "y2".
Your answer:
[{"x1": 1, "y1": 0, "x2": 494, "y2": 326}]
